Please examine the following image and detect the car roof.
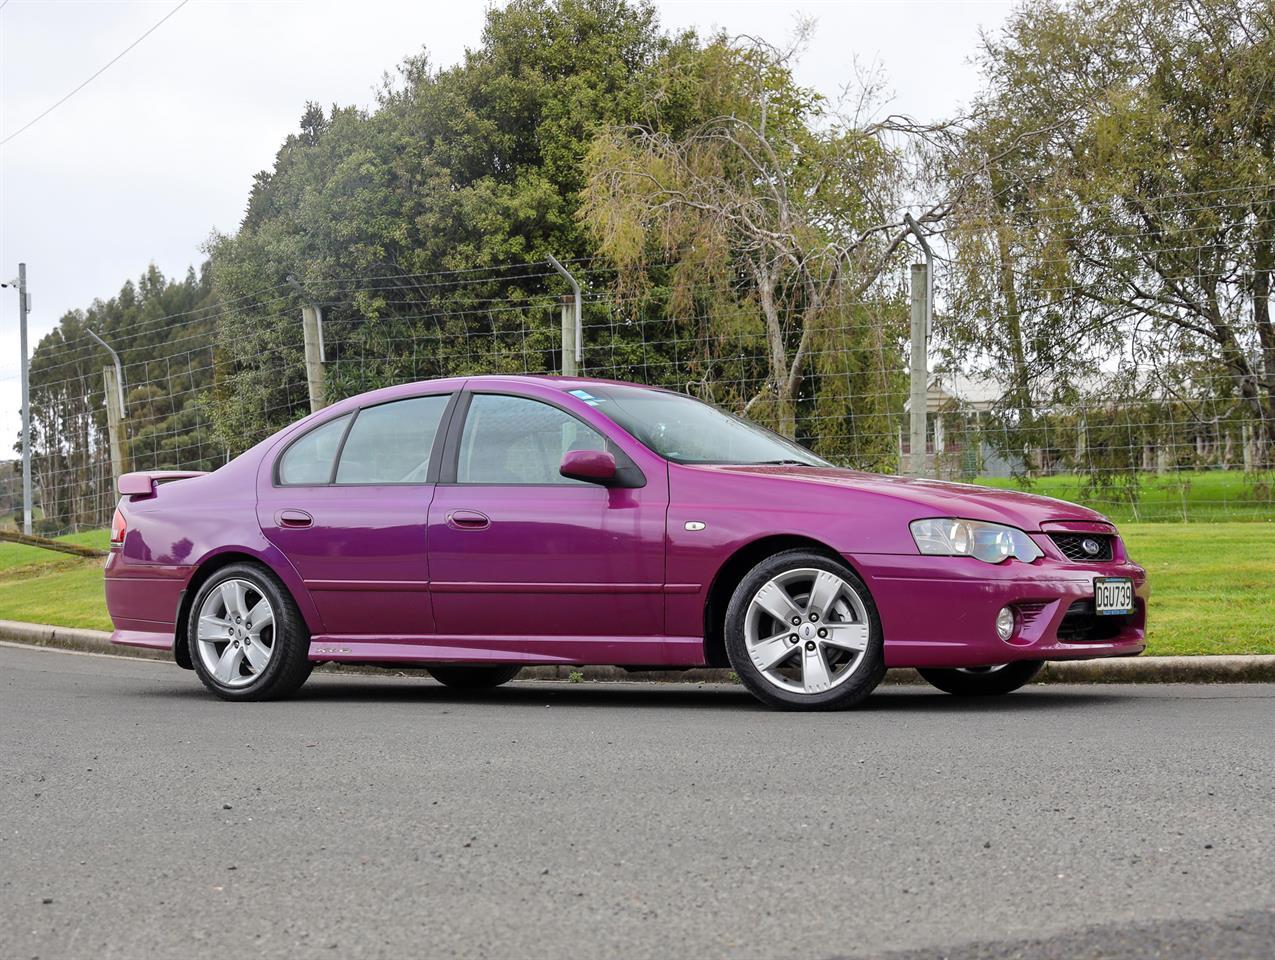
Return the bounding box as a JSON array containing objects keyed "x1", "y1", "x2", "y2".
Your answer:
[
  {"x1": 465, "y1": 374, "x2": 658, "y2": 392},
  {"x1": 310, "y1": 374, "x2": 670, "y2": 420}
]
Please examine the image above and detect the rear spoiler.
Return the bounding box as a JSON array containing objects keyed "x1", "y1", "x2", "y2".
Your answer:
[{"x1": 117, "y1": 470, "x2": 209, "y2": 499}]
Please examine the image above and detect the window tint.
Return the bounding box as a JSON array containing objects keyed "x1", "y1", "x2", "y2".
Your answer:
[
  {"x1": 583, "y1": 385, "x2": 827, "y2": 466},
  {"x1": 277, "y1": 414, "x2": 351, "y2": 485},
  {"x1": 457, "y1": 394, "x2": 606, "y2": 484},
  {"x1": 336, "y1": 395, "x2": 450, "y2": 484}
]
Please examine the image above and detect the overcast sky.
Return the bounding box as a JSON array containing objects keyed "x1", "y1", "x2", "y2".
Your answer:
[{"x1": 0, "y1": 0, "x2": 1014, "y2": 442}]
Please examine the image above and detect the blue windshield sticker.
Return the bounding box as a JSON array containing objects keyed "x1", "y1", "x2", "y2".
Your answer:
[{"x1": 569, "y1": 389, "x2": 604, "y2": 405}]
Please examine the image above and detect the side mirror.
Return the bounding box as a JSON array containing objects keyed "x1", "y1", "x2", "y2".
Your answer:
[{"x1": 559, "y1": 449, "x2": 617, "y2": 485}]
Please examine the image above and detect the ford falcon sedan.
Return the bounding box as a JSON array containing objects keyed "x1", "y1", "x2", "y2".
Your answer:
[{"x1": 105, "y1": 375, "x2": 1147, "y2": 710}]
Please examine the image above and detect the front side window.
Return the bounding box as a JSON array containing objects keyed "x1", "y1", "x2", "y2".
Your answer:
[
  {"x1": 456, "y1": 394, "x2": 606, "y2": 484},
  {"x1": 335, "y1": 395, "x2": 450, "y2": 484},
  {"x1": 277, "y1": 414, "x2": 351, "y2": 485},
  {"x1": 580, "y1": 386, "x2": 827, "y2": 466}
]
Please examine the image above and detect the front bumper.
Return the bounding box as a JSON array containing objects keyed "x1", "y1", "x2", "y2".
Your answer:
[{"x1": 851, "y1": 552, "x2": 1148, "y2": 669}]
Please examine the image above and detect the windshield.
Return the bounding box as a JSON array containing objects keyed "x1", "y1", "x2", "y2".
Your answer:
[{"x1": 570, "y1": 385, "x2": 829, "y2": 466}]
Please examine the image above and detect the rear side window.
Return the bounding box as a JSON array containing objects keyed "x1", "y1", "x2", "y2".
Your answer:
[
  {"x1": 335, "y1": 395, "x2": 450, "y2": 484},
  {"x1": 277, "y1": 414, "x2": 351, "y2": 485},
  {"x1": 456, "y1": 394, "x2": 606, "y2": 484}
]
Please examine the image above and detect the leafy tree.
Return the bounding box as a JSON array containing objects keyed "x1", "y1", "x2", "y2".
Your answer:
[
  {"x1": 22, "y1": 265, "x2": 218, "y2": 530},
  {"x1": 580, "y1": 31, "x2": 931, "y2": 440},
  {"x1": 208, "y1": 0, "x2": 712, "y2": 450},
  {"x1": 945, "y1": 0, "x2": 1275, "y2": 472}
]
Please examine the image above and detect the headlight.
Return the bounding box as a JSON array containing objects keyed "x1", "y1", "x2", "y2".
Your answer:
[{"x1": 910, "y1": 518, "x2": 1043, "y2": 564}]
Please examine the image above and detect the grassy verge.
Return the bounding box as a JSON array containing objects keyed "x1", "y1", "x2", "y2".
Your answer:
[
  {"x1": 0, "y1": 524, "x2": 1270, "y2": 656},
  {"x1": 1120, "y1": 522, "x2": 1274, "y2": 656},
  {"x1": 974, "y1": 470, "x2": 1274, "y2": 523}
]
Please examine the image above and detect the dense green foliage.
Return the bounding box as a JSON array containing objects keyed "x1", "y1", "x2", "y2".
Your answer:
[
  {"x1": 14, "y1": 0, "x2": 1274, "y2": 536},
  {"x1": 943, "y1": 0, "x2": 1275, "y2": 479},
  {"x1": 210, "y1": 0, "x2": 710, "y2": 450},
  {"x1": 22, "y1": 266, "x2": 219, "y2": 531}
]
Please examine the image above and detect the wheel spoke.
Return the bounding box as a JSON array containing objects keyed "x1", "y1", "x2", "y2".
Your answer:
[
  {"x1": 822, "y1": 622, "x2": 869, "y2": 653},
  {"x1": 751, "y1": 580, "x2": 803, "y2": 627},
  {"x1": 197, "y1": 615, "x2": 231, "y2": 640},
  {"x1": 219, "y1": 580, "x2": 248, "y2": 619},
  {"x1": 801, "y1": 643, "x2": 832, "y2": 693},
  {"x1": 805, "y1": 571, "x2": 843, "y2": 618},
  {"x1": 242, "y1": 639, "x2": 271, "y2": 673},
  {"x1": 245, "y1": 599, "x2": 273, "y2": 636},
  {"x1": 750, "y1": 631, "x2": 796, "y2": 672},
  {"x1": 214, "y1": 643, "x2": 245, "y2": 683}
]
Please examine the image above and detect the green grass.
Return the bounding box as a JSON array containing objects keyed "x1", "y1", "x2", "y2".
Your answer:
[
  {"x1": 1121, "y1": 522, "x2": 1275, "y2": 656},
  {"x1": 0, "y1": 528, "x2": 110, "y2": 572},
  {"x1": 0, "y1": 524, "x2": 1270, "y2": 656},
  {"x1": 974, "y1": 471, "x2": 1274, "y2": 523}
]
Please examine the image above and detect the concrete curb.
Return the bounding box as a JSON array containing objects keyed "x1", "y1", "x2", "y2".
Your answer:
[{"x1": 2, "y1": 619, "x2": 1273, "y2": 684}]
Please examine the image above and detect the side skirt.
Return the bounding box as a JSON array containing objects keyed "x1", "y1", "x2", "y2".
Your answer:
[{"x1": 307, "y1": 635, "x2": 707, "y2": 667}]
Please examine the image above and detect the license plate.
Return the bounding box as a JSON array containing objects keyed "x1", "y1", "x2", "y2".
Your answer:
[{"x1": 1094, "y1": 577, "x2": 1134, "y2": 616}]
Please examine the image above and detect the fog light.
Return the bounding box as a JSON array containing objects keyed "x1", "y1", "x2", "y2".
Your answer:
[{"x1": 995, "y1": 606, "x2": 1016, "y2": 641}]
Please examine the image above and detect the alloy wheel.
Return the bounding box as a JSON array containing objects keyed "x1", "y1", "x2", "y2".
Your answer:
[
  {"x1": 196, "y1": 578, "x2": 276, "y2": 688},
  {"x1": 743, "y1": 567, "x2": 872, "y2": 696}
]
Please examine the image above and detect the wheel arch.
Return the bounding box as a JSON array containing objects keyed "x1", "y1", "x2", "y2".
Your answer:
[
  {"x1": 175, "y1": 547, "x2": 319, "y2": 669},
  {"x1": 701, "y1": 534, "x2": 850, "y2": 667}
]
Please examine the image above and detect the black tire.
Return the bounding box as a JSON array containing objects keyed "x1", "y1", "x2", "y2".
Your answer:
[
  {"x1": 724, "y1": 549, "x2": 886, "y2": 711},
  {"x1": 918, "y1": 660, "x2": 1044, "y2": 696},
  {"x1": 187, "y1": 562, "x2": 313, "y2": 702},
  {"x1": 426, "y1": 665, "x2": 522, "y2": 689}
]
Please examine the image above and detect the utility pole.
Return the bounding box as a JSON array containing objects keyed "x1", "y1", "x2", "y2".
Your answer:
[
  {"x1": 286, "y1": 276, "x2": 327, "y2": 413},
  {"x1": 903, "y1": 215, "x2": 934, "y2": 479},
  {"x1": 558, "y1": 294, "x2": 577, "y2": 376},
  {"x1": 908, "y1": 264, "x2": 928, "y2": 478},
  {"x1": 87, "y1": 328, "x2": 128, "y2": 491},
  {"x1": 102, "y1": 366, "x2": 125, "y2": 486},
  {"x1": 14, "y1": 265, "x2": 32, "y2": 534},
  {"x1": 546, "y1": 255, "x2": 581, "y2": 375}
]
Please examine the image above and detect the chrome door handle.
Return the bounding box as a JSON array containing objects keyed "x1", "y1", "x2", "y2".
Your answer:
[{"x1": 447, "y1": 509, "x2": 490, "y2": 531}]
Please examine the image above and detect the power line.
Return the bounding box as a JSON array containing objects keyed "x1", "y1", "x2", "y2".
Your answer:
[{"x1": 0, "y1": 0, "x2": 189, "y2": 148}]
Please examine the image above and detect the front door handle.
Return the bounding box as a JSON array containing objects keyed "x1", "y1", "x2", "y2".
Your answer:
[
  {"x1": 447, "y1": 509, "x2": 491, "y2": 531},
  {"x1": 276, "y1": 508, "x2": 313, "y2": 529}
]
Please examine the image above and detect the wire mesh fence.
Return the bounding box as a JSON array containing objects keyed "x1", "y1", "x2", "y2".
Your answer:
[{"x1": 3, "y1": 252, "x2": 1273, "y2": 536}]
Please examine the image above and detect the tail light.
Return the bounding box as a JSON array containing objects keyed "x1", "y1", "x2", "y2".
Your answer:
[{"x1": 110, "y1": 508, "x2": 127, "y2": 546}]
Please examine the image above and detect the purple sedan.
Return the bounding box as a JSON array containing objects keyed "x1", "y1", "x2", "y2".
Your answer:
[{"x1": 105, "y1": 376, "x2": 1147, "y2": 709}]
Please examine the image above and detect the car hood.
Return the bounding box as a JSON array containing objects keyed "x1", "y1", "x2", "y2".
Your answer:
[{"x1": 705, "y1": 465, "x2": 1111, "y2": 531}]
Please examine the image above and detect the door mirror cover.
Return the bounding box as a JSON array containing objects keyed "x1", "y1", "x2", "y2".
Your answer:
[{"x1": 559, "y1": 449, "x2": 618, "y2": 484}]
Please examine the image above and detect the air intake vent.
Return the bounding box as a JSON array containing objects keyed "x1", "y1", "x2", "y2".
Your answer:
[
  {"x1": 1014, "y1": 601, "x2": 1050, "y2": 626},
  {"x1": 1056, "y1": 599, "x2": 1128, "y2": 642}
]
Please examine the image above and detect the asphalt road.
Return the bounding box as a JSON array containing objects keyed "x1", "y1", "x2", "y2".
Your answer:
[{"x1": 2, "y1": 643, "x2": 1273, "y2": 960}]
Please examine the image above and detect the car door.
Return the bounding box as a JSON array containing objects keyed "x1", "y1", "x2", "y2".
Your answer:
[
  {"x1": 257, "y1": 392, "x2": 455, "y2": 639},
  {"x1": 426, "y1": 389, "x2": 669, "y2": 659}
]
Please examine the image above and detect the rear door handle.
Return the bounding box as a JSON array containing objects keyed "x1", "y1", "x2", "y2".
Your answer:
[
  {"x1": 447, "y1": 509, "x2": 490, "y2": 531},
  {"x1": 275, "y1": 509, "x2": 313, "y2": 528}
]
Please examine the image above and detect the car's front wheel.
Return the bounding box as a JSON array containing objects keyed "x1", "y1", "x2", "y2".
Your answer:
[
  {"x1": 188, "y1": 562, "x2": 313, "y2": 701},
  {"x1": 426, "y1": 665, "x2": 523, "y2": 689},
  {"x1": 918, "y1": 661, "x2": 1044, "y2": 696},
  {"x1": 724, "y1": 550, "x2": 886, "y2": 710}
]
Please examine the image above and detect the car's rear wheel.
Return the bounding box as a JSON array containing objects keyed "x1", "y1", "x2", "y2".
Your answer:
[
  {"x1": 724, "y1": 550, "x2": 885, "y2": 710},
  {"x1": 187, "y1": 563, "x2": 312, "y2": 701},
  {"x1": 918, "y1": 660, "x2": 1044, "y2": 696},
  {"x1": 425, "y1": 665, "x2": 522, "y2": 689}
]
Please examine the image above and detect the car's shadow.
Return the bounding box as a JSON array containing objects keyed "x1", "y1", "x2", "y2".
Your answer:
[{"x1": 149, "y1": 674, "x2": 1131, "y2": 713}]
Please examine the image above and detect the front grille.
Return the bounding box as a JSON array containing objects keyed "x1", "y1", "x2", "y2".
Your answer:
[
  {"x1": 1056, "y1": 599, "x2": 1127, "y2": 642},
  {"x1": 1050, "y1": 533, "x2": 1114, "y2": 562}
]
